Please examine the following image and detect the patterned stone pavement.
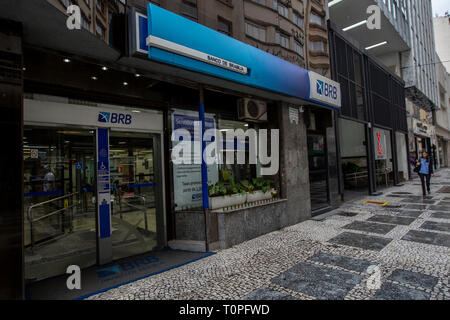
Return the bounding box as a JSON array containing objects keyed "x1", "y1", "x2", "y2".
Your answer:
[{"x1": 89, "y1": 170, "x2": 450, "y2": 300}]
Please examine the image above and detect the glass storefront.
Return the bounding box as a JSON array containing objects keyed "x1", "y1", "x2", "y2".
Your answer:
[{"x1": 23, "y1": 95, "x2": 165, "y2": 282}]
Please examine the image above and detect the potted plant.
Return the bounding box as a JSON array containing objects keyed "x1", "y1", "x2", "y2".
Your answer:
[
  {"x1": 208, "y1": 170, "x2": 247, "y2": 210},
  {"x1": 245, "y1": 178, "x2": 276, "y2": 203}
]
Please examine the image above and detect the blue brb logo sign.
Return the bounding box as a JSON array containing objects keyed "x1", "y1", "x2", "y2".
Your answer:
[
  {"x1": 316, "y1": 80, "x2": 338, "y2": 100},
  {"x1": 98, "y1": 112, "x2": 132, "y2": 125}
]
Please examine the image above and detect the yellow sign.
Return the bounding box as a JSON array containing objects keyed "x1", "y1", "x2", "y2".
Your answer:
[{"x1": 363, "y1": 200, "x2": 389, "y2": 206}]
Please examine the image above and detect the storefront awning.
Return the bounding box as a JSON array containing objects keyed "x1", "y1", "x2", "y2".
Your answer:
[{"x1": 131, "y1": 4, "x2": 341, "y2": 110}]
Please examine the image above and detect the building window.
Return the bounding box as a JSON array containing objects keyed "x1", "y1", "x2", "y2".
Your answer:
[
  {"x1": 278, "y1": 3, "x2": 289, "y2": 19},
  {"x1": 310, "y1": 11, "x2": 324, "y2": 27},
  {"x1": 182, "y1": 1, "x2": 198, "y2": 21},
  {"x1": 96, "y1": 21, "x2": 105, "y2": 38},
  {"x1": 85, "y1": 0, "x2": 90, "y2": 6},
  {"x1": 294, "y1": 40, "x2": 303, "y2": 56},
  {"x1": 309, "y1": 40, "x2": 326, "y2": 52},
  {"x1": 60, "y1": 0, "x2": 73, "y2": 8},
  {"x1": 96, "y1": 0, "x2": 103, "y2": 12},
  {"x1": 251, "y1": 0, "x2": 266, "y2": 5},
  {"x1": 245, "y1": 21, "x2": 266, "y2": 42},
  {"x1": 275, "y1": 31, "x2": 290, "y2": 49},
  {"x1": 218, "y1": 17, "x2": 232, "y2": 36},
  {"x1": 81, "y1": 15, "x2": 90, "y2": 30},
  {"x1": 293, "y1": 13, "x2": 304, "y2": 29}
]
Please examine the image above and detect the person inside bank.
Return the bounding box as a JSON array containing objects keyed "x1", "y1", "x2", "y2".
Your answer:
[{"x1": 415, "y1": 151, "x2": 434, "y2": 197}]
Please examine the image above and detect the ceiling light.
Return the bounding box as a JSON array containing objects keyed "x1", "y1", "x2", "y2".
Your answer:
[
  {"x1": 328, "y1": 0, "x2": 345, "y2": 8},
  {"x1": 365, "y1": 41, "x2": 388, "y2": 50},
  {"x1": 135, "y1": 73, "x2": 141, "y2": 78},
  {"x1": 123, "y1": 82, "x2": 128, "y2": 86},
  {"x1": 102, "y1": 66, "x2": 108, "y2": 71},
  {"x1": 343, "y1": 20, "x2": 367, "y2": 32},
  {"x1": 63, "y1": 58, "x2": 71, "y2": 63},
  {"x1": 91, "y1": 76, "x2": 98, "y2": 80},
  {"x1": 132, "y1": 110, "x2": 141, "y2": 113},
  {"x1": 22, "y1": 67, "x2": 26, "y2": 71}
]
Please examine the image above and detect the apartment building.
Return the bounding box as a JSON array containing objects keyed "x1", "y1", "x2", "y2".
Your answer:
[{"x1": 433, "y1": 15, "x2": 450, "y2": 73}]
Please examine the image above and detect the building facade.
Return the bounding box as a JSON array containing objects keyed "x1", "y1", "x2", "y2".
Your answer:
[
  {"x1": 0, "y1": 0, "x2": 341, "y2": 298},
  {"x1": 329, "y1": 0, "x2": 440, "y2": 174},
  {"x1": 433, "y1": 15, "x2": 450, "y2": 73},
  {"x1": 434, "y1": 53, "x2": 450, "y2": 168}
]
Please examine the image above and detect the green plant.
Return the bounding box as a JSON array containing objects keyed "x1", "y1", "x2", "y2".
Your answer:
[
  {"x1": 240, "y1": 180, "x2": 255, "y2": 193},
  {"x1": 208, "y1": 181, "x2": 227, "y2": 197},
  {"x1": 252, "y1": 178, "x2": 273, "y2": 193}
]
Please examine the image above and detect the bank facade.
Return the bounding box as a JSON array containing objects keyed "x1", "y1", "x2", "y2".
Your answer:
[{"x1": 0, "y1": 0, "x2": 345, "y2": 298}]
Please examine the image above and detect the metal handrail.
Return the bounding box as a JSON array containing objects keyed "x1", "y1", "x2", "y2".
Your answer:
[
  {"x1": 27, "y1": 192, "x2": 78, "y2": 250},
  {"x1": 119, "y1": 195, "x2": 149, "y2": 231}
]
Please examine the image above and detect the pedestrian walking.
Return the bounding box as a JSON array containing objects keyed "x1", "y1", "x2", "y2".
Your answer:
[{"x1": 414, "y1": 151, "x2": 434, "y2": 197}]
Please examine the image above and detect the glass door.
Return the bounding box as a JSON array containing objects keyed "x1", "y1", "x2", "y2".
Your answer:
[
  {"x1": 23, "y1": 127, "x2": 97, "y2": 281},
  {"x1": 109, "y1": 131, "x2": 163, "y2": 261},
  {"x1": 307, "y1": 133, "x2": 330, "y2": 212}
]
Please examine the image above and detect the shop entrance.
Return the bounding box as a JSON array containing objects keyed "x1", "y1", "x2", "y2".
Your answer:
[{"x1": 23, "y1": 96, "x2": 166, "y2": 283}]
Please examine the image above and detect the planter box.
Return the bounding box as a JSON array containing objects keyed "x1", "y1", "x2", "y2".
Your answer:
[
  {"x1": 247, "y1": 189, "x2": 275, "y2": 203},
  {"x1": 209, "y1": 193, "x2": 247, "y2": 210}
]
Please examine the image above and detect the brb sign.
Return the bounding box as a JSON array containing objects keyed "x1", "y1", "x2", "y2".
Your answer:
[
  {"x1": 316, "y1": 79, "x2": 338, "y2": 100},
  {"x1": 98, "y1": 111, "x2": 132, "y2": 126},
  {"x1": 309, "y1": 71, "x2": 341, "y2": 109}
]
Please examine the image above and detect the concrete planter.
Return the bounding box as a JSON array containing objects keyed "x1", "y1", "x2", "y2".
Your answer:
[
  {"x1": 247, "y1": 189, "x2": 275, "y2": 203},
  {"x1": 209, "y1": 193, "x2": 247, "y2": 210}
]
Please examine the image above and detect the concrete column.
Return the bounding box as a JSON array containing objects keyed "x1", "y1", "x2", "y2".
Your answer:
[
  {"x1": 0, "y1": 19, "x2": 24, "y2": 299},
  {"x1": 278, "y1": 103, "x2": 311, "y2": 226}
]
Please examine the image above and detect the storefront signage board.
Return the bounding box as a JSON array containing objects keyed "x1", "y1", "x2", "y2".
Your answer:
[
  {"x1": 130, "y1": 5, "x2": 341, "y2": 110},
  {"x1": 374, "y1": 128, "x2": 387, "y2": 160}
]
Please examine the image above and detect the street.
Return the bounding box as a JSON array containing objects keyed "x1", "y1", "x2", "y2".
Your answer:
[{"x1": 89, "y1": 170, "x2": 450, "y2": 300}]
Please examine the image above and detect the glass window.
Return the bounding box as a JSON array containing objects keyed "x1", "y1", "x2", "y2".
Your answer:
[
  {"x1": 293, "y1": 13, "x2": 304, "y2": 29},
  {"x1": 251, "y1": 0, "x2": 266, "y2": 5},
  {"x1": 276, "y1": 31, "x2": 290, "y2": 49},
  {"x1": 294, "y1": 40, "x2": 303, "y2": 56},
  {"x1": 309, "y1": 40, "x2": 326, "y2": 52},
  {"x1": 218, "y1": 18, "x2": 232, "y2": 36},
  {"x1": 182, "y1": 0, "x2": 198, "y2": 21},
  {"x1": 278, "y1": 4, "x2": 289, "y2": 19},
  {"x1": 310, "y1": 12, "x2": 324, "y2": 26},
  {"x1": 245, "y1": 21, "x2": 266, "y2": 42},
  {"x1": 95, "y1": 22, "x2": 105, "y2": 38}
]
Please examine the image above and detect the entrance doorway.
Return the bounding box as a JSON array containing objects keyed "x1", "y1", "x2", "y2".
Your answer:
[
  {"x1": 109, "y1": 131, "x2": 164, "y2": 261},
  {"x1": 24, "y1": 127, "x2": 97, "y2": 281},
  {"x1": 23, "y1": 96, "x2": 166, "y2": 283}
]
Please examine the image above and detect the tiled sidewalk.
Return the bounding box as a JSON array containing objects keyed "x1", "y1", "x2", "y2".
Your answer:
[{"x1": 89, "y1": 170, "x2": 450, "y2": 300}]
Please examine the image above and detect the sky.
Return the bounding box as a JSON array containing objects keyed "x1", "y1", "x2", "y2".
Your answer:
[{"x1": 432, "y1": 0, "x2": 449, "y2": 17}]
